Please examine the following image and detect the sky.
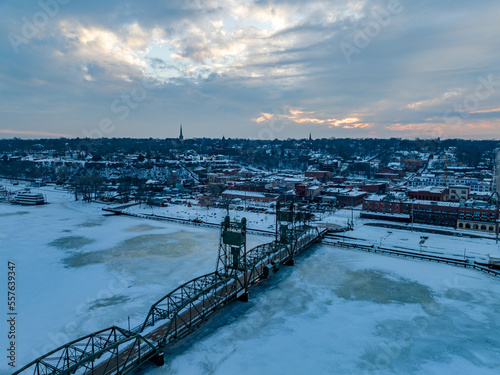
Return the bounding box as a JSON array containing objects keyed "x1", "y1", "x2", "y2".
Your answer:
[{"x1": 1, "y1": 0, "x2": 500, "y2": 140}]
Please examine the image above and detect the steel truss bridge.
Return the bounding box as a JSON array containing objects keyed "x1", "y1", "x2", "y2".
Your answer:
[{"x1": 13, "y1": 221, "x2": 321, "y2": 375}]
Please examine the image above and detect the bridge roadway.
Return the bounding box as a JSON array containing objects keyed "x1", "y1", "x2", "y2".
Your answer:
[{"x1": 13, "y1": 227, "x2": 322, "y2": 375}]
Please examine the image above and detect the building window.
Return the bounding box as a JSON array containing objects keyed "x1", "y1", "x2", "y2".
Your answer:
[
  {"x1": 465, "y1": 223, "x2": 471, "y2": 229},
  {"x1": 489, "y1": 226, "x2": 494, "y2": 231},
  {"x1": 459, "y1": 223, "x2": 464, "y2": 228},
  {"x1": 481, "y1": 225, "x2": 486, "y2": 231}
]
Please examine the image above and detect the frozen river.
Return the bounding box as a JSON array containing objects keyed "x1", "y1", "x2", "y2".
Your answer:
[
  {"x1": 1, "y1": 186, "x2": 499, "y2": 374},
  {"x1": 144, "y1": 245, "x2": 500, "y2": 375},
  {"x1": 0, "y1": 191, "x2": 267, "y2": 373}
]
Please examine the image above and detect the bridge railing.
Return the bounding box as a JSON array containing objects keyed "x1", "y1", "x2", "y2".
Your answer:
[
  {"x1": 12, "y1": 326, "x2": 158, "y2": 375},
  {"x1": 161, "y1": 277, "x2": 238, "y2": 343},
  {"x1": 139, "y1": 272, "x2": 226, "y2": 332}
]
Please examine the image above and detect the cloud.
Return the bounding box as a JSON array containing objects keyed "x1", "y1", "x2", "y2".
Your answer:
[
  {"x1": 407, "y1": 90, "x2": 463, "y2": 110},
  {"x1": 253, "y1": 107, "x2": 373, "y2": 129},
  {"x1": 1, "y1": 0, "x2": 500, "y2": 139},
  {"x1": 0, "y1": 129, "x2": 75, "y2": 138}
]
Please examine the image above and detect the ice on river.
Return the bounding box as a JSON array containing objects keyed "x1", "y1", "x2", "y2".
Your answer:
[
  {"x1": 143, "y1": 244, "x2": 500, "y2": 375},
  {"x1": 0, "y1": 191, "x2": 267, "y2": 373}
]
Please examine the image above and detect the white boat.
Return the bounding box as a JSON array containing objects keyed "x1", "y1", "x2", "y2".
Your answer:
[{"x1": 13, "y1": 191, "x2": 46, "y2": 205}]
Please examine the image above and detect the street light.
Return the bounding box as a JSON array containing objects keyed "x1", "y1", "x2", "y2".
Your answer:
[
  {"x1": 411, "y1": 199, "x2": 415, "y2": 232},
  {"x1": 419, "y1": 236, "x2": 427, "y2": 253},
  {"x1": 380, "y1": 231, "x2": 392, "y2": 247}
]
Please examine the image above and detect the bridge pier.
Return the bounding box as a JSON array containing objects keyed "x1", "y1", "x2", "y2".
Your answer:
[
  {"x1": 237, "y1": 291, "x2": 249, "y2": 302},
  {"x1": 284, "y1": 258, "x2": 295, "y2": 266},
  {"x1": 149, "y1": 351, "x2": 165, "y2": 367}
]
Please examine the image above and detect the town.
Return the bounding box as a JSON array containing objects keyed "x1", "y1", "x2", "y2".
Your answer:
[{"x1": 1, "y1": 134, "x2": 499, "y2": 240}]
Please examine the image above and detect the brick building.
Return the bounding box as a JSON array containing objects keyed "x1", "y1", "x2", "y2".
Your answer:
[
  {"x1": 362, "y1": 195, "x2": 403, "y2": 214},
  {"x1": 305, "y1": 171, "x2": 332, "y2": 181},
  {"x1": 337, "y1": 191, "x2": 367, "y2": 207},
  {"x1": 362, "y1": 183, "x2": 387, "y2": 194},
  {"x1": 227, "y1": 182, "x2": 267, "y2": 193},
  {"x1": 362, "y1": 195, "x2": 498, "y2": 233},
  {"x1": 457, "y1": 203, "x2": 498, "y2": 233},
  {"x1": 408, "y1": 187, "x2": 448, "y2": 202},
  {"x1": 403, "y1": 200, "x2": 459, "y2": 227}
]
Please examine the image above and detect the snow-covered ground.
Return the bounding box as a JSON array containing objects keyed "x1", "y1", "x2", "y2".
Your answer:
[
  {"x1": 127, "y1": 201, "x2": 500, "y2": 262},
  {"x1": 145, "y1": 245, "x2": 500, "y2": 375},
  {"x1": 124, "y1": 202, "x2": 278, "y2": 232}
]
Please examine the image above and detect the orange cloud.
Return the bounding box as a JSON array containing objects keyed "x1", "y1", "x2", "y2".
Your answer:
[
  {"x1": 252, "y1": 108, "x2": 372, "y2": 129},
  {"x1": 469, "y1": 107, "x2": 500, "y2": 114}
]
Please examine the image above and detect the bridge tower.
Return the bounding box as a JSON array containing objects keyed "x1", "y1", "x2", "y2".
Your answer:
[
  {"x1": 216, "y1": 216, "x2": 249, "y2": 299},
  {"x1": 275, "y1": 202, "x2": 296, "y2": 264}
]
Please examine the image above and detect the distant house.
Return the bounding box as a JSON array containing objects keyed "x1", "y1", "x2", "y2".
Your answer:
[
  {"x1": 306, "y1": 185, "x2": 324, "y2": 199},
  {"x1": 404, "y1": 160, "x2": 425, "y2": 172}
]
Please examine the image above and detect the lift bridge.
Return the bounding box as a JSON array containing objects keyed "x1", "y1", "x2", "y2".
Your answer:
[{"x1": 13, "y1": 203, "x2": 322, "y2": 375}]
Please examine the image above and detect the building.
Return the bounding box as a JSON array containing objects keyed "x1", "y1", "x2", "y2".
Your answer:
[
  {"x1": 457, "y1": 202, "x2": 498, "y2": 233},
  {"x1": 362, "y1": 195, "x2": 404, "y2": 214},
  {"x1": 408, "y1": 187, "x2": 448, "y2": 202},
  {"x1": 448, "y1": 185, "x2": 470, "y2": 202},
  {"x1": 306, "y1": 185, "x2": 324, "y2": 199},
  {"x1": 408, "y1": 176, "x2": 491, "y2": 192},
  {"x1": 296, "y1": 183, "x2": 324, "y2": 199},
  {"x1": 404, "y1": 159, "x2": 425, "y2": 172},
  {"x1": 377, "y1": 167, "x2": 405, "y2": 178},
  {"x1": 221, "y1": 190, "x2": 281, "y2": 203},
  {"x1": 362, "y1": 183, "x2": 387, "y2": 194},
  {"x1": 361, "y1": 192, "x2": 499, "y2": 232},
  {"x1": 227, "y1": 182, "x2": 267, "y2": 193},
  {"x1": 331, "y1": 176, "x2": 345, "y2": 184},
  {"x1": 374, "y1": 171, "x2": 400, "y2": 180},
  {"x1": 403, "y1": 200, "x2": 459, "y2": 227},
  {"x1": 305, "y1": 170, "x2": 332, "y2": 181},
  {"x1": 337, "y1": 191, "x2": 367, "y2": 207}
]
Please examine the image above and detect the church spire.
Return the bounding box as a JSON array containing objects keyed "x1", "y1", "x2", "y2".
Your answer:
[{"x1": 179, "y1": 124, "x2": 184, "y2": 140}]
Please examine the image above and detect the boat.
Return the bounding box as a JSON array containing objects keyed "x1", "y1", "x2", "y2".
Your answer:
[{"x1": 13, "y1": 191, "x2": 46, "y2": 205}]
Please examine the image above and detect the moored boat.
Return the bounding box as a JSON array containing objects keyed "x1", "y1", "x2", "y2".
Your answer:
[{"x1": 13, "y1": 191, "x2": 46, "y2": 205}]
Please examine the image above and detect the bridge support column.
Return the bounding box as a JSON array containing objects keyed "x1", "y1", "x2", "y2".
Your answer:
[
  {"x1": 284, "y1": 258, "x2": 295, "y2": 266},
  {"x1": 158, "y1": 338, "x2": 167, "y2": 348},
  {"x1": 237, "y1": 292, "x2": 249, "y2": 302},
  {"x1": 149, "y1": 352, "x2": 165, "y2": 367}
]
